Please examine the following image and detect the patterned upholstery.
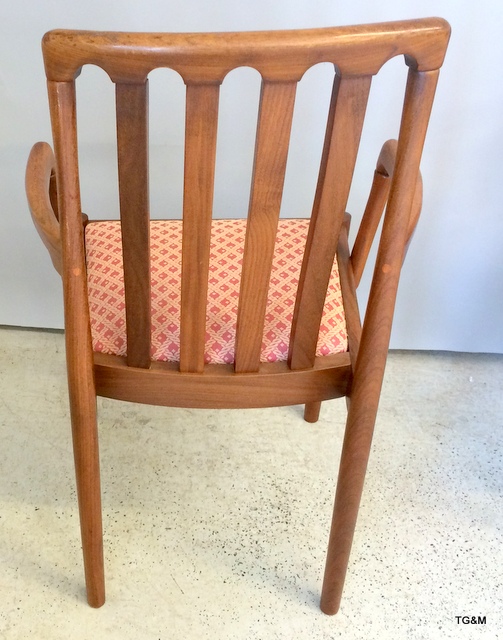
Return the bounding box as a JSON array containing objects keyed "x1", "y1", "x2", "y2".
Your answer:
[{"x1": 85, "y1": 219, "x2": 347, "y2": 364}]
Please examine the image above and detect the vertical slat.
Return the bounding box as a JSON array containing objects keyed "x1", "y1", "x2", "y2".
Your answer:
[
  {"x1": 116, "y1": 82, "x2": 150, "y2": 369},
  {"x1": 288, "y1": 74, "x2": 372, "y2": 370},
  {"x1": 234, "y1": 80, "x2": 297, "y2": 373},
  {"x1": 48, "y1": 80, "x2": 104, "y2": 607},
  {"x1": 320, "y1": 68, "x2": 441, "y2": 615},
  {"x1": 180, "y1": 83, "x2": 220, "y2": 373}
]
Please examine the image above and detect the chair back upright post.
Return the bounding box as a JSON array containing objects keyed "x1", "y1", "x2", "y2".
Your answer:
[
  {"x1": 46, "y1": 78, "x2": 104, "y2": 607},
  {"x1": 320, "y1": 65, "x2": 442, "y2": 615}
]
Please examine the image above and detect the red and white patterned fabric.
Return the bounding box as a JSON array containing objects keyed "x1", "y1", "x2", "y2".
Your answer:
[{"x1": 85, "y1": 219, "x2": 347, "y2": 364}]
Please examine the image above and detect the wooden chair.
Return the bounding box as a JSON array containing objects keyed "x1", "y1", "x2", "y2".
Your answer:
[{"x1": 26, "y1": 19, "x2": 450, "y2": 612}]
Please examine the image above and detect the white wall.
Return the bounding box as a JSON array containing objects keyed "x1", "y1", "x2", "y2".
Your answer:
[{"x1": 1, "y1": 0, "x2": 502, "y2": 353}]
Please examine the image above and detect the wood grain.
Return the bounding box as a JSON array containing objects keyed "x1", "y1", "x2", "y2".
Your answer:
[
  {"x1": 337, "y1": 214, "x2": 362, "y2": 372},
  {"x1": 179, "y1": 83, "x2": 220, "y2": 373},
  {"x1": 94, "y1": 352, "x2": 351, "y2": 408},
  {"x1": 235, "y1": 80, "x2": 297, "y2": 373},
  {"x1": 42, "y1": 19, "x2": 450, "y2": 84},
  {"x1": 47, "y1": 80, "x2": 105, "y2": 608},
  {"x1": 289, "y1": 74, "x2": 371, "y2": 370},
  {"x1": 320, "y1": 68, "x2": 441, "y2": 615},
  {"x1": 116, "y1": 82, "x2": 151, "y2": 369},
  {"x1": 26, "y1": 142, "x2": 62, "y2": 273},
  {"x1": 351, "y1": 138, "x2": 423, "y2": 287}
]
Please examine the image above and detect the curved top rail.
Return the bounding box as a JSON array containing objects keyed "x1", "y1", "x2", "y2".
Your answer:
[{"x1": 42, "y1": 18, "x2": 450, "y2": 84}]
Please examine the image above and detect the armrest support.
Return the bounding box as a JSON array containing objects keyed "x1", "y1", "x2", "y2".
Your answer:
[
  {"x1": 26, "y1": 142, "x2": 62, "y2": 275},
  {"x1": 350, "y1": 139, "x2": 422, "y2": 287}
]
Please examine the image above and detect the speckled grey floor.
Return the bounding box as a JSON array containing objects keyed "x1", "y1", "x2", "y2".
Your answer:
[{"x1": 0, "y1": 326, "x2": 501, "y2": 639}]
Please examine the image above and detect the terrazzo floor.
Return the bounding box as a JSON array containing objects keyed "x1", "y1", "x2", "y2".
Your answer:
[{"x1": 0, "y1": 326, "x2": 501, "y2": 639}]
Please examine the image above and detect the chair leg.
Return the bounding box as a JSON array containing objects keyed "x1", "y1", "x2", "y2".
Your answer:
[
  {"x1": 304, "y1": 401, "x2": 322, "y2": 423},
  {"x1": 68, "y1": 386, "x2": 105, "y2": 607},
  {"x1": 320, "y1": 392, "x2": 379, "y2": 615}
]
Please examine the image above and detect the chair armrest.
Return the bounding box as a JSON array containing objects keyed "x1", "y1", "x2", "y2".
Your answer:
[
  {"x1": 26, "y1": 142, "x2": 62, "y2": 275},
  {"x1": 350, "y1": 139, "x2": 422, "y2": 287}
]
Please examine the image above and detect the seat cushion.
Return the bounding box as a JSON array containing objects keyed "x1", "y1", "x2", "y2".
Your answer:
[{"x1": 85, "y1": 219, "x2": 347, "y2": 364}]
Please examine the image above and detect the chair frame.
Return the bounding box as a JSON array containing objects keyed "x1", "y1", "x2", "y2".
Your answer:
[{"x1": 26, "y1": 18, "x2": 450, "y2": 613}]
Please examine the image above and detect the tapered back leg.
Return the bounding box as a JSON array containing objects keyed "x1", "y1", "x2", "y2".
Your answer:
[{"x1": 320, "y1": 68, "x2": 441, "y2": 615}]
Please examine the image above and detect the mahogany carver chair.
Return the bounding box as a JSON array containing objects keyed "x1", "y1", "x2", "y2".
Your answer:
[{"x1": 26, "y1": 19, "x2": 450, "y2": 613}]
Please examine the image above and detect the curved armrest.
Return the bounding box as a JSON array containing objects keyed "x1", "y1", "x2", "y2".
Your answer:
[
  {"x1": 26, "y1": 142, "x2": 62, "y2": 275},
  {"x1": 350, "y1": 139, "x2": 422, "y2": 287}
]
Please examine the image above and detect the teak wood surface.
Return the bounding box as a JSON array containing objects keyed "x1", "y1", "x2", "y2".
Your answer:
[{"x1": 26, "y1": 18, "x2": 450, "y2": 614}]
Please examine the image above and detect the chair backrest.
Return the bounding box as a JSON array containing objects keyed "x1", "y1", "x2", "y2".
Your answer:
[{"x1": 42, "y1": 19, "x2": 450, "y2": 374}]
